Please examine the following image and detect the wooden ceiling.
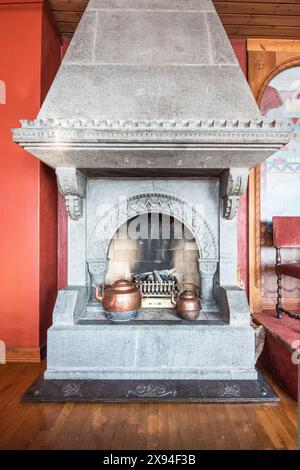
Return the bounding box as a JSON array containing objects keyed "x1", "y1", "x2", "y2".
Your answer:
[{"x1": 48, "y1": 0, "x2": 300, "y2": 39}]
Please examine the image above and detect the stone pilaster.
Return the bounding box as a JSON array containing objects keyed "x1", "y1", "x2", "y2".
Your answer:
[{"x1": 87, "y1": 259, "x2": 108, "y2": 303}]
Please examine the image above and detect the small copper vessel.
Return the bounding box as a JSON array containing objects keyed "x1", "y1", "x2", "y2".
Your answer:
[
  {"x1": 92, "y1": 277, "x2": 142, "y2": 321},
  {"x1": 171, "y1": 282, "x2": 201, "y2": 321}
]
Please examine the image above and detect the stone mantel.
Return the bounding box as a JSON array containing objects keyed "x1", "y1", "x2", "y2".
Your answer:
[
  {"x1": 12, "y1": 117, "x2": 292, "y2": 171},
  {"x1": 13, "y1": 119, "x2": 292, "y2": 169}
]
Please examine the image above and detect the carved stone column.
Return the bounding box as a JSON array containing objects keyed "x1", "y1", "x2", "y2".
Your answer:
[
  {"x1": 87, "y1": 259, "x2": 109, "y2": 303},
  {"x1": 56, "y1": 168, "x2": 86, "y2": 221},
  {"x1": 198, "y1": 259, "x2": 218, "y2": 311}
]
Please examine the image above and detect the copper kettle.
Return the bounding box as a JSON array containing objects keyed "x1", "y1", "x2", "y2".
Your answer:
[
  {"x1": 92, "y1": 277, "x2": 142, "y2": 321},
  {"x1": 171, "y1": 282, "x2": 201, "y2": 321}
]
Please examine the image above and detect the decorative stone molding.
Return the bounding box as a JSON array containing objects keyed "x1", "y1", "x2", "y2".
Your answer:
[
  {"x1": 223, "y1": 196, "x2": 240, "y2": 220},
  {"x1": 198, "y1": 260, "x2": 219, "y2": 276},
  {"x1": 17, "y1": 117, "x2": 288, "y2": 130},
  {"x1": 87, "y1": 192, "x2": 218, "y2": 262},
  {"x1": 56, "y1": 168, "x2": 86, "y2": 220},
  {"x1": 64, "y1": 195, "x2": 82, "y2": 221},
  {"x1": 12, "y1": 118, "x2": 292, "y2": 147},
  {"x1": 220, "y1": 168, "x2": 249, "y2": 220}
]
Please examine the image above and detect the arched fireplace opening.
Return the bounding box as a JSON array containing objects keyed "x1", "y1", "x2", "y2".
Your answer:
[{"x1": 106, "y1": 213, "x2": 200, "y2": 308}]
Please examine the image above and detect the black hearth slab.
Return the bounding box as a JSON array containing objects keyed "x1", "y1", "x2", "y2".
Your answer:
[{"x1": 22, "y1": 372, "x2": 278, "y2": 403}]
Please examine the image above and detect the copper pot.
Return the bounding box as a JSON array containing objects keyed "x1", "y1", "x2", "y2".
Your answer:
[
  {"x1": 92, "y1": 277, "x2": 142, "y2": 321},
  {"x1": 171, "y1": 282, "x2": 201, "y2": 321}
]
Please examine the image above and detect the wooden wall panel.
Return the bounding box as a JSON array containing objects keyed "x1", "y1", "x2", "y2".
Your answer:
[{"x1": 47, "y1": 0, "x2": 300, "y2": 39}]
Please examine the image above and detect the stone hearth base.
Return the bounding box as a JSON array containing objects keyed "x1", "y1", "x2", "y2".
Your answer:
[
  {"x1": 45, "y1": 322, "x2": 257, "y2": 381},
  {"x1": 22, "y1": 371, "x2": 278, "y2": 403}
]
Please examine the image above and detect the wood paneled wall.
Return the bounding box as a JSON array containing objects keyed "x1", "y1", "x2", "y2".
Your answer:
[
  {"x1": 215, "y1": 1, "x2": 300, "y2": 39},
  {"x1": 48, "y1": 0, "x2": 300, "y2": 39}
]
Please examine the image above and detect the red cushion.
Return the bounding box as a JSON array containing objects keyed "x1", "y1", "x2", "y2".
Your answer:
[
  {"x1": 273, "y1": 216, "x2": 300, "y2": 247},
  {"x1": 277, "y1": 263, "x2": 300, "y2": 280}
]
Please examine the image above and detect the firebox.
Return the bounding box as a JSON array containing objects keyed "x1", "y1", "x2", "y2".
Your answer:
[
  {"x1": 83, "y1": 178, "x2": 219, "y2": 322},
  {"x1": 13, "y1": 0, "x2": 292, "y2": 400},
  {"x1": 106, "y1": 213, "x2": 200, "y2": 308}
]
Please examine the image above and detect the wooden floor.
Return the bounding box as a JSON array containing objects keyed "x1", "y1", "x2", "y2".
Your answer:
[{"x1": 0, "y1": 362, "x2": 297, "y2": 450}]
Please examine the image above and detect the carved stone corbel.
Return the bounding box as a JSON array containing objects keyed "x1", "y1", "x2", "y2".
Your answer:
[
  {"x1": 56, "y1": 168, "x2": 86, "y2": 220},
  {"x1": 220, "y1": 168, "x2": 248, "y2": 220}
]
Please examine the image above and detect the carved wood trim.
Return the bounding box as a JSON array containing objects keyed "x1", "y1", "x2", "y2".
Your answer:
[
  {"x1": 256, "y1": 57, "x2": 300, "y2": 104},
  {"x1": 248, "y1": 166, "x2": 262, "y2": 313}
]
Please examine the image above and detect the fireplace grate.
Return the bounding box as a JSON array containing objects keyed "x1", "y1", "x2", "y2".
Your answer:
[
  {"x1": 139, "y1": 280, "x2": 175, "y2": 296},
  {"x1": 137, "y1": 280, "x2": 176, "y2": 308}
]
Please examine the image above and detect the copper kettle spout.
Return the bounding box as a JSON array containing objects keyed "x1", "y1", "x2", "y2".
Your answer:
[{"x1": 91, "y1": 284, "x2": 104, "y2": 302}]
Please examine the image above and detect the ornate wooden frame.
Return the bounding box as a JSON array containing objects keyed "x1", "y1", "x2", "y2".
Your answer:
[{"x1": 256, "y1": 58, "x2": 300, "y2": 105}]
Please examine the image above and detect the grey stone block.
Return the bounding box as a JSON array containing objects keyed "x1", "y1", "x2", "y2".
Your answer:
[
  {"x1": 206, "y1": 12, "x2": 238, "y2": 65},
  {"x1": 64, "y1": 10, "x2": 97, "y2": 64},
  {"x1": 94, "y1": 10, "x2": 212, "y2": 65},
  {"x1": 87, "y1": 0, "x2": 215, "y2": 12},
  {"x1": 36, "y1": 0, "x2": 261, "y2": 122},
  {"x1": 53, "y1": 287, "x2": 89, "y2": 325},
  {"x1": 216, "y1": 285, "x2": 250, "y2": 325},
  {"x1": 38, "y1": 63, "x2": 260, "y2": 121},
  {"x1": 21, "y1": 146, "x2": 286, "y2": 173},
  {"x1": 45, "y1": 323, "x2": 257, "y2": 380}
]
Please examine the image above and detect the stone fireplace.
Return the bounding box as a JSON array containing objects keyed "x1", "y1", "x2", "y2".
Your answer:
[
  {"x1": 13, "y1": 1, "x2": 291, "y2": 399},
  {"x1": 85, "y1": 179, "x2": 219, "y2": 318}
]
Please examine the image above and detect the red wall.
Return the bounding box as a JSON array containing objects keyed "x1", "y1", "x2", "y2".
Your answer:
[
  {"x1": 57, "y1": 36, "x2": 71, "y2": 291},
  {"x1": 0, "y1": 0, "x2": 61, "y2": 350},
  {"x1": 39, "y1": 1, "x2": 61, "y2": 350},
  {"x1": 230, "y1": 39, "x2": 249, "y2": 295}
]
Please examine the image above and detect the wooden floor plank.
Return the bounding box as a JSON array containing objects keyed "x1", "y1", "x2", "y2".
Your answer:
[{"x1": 0, "y1": 363, "x2": 297, "y2": 450}]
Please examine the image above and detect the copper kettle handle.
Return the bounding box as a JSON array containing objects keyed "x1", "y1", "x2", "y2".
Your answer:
[
  {"x1": 173, "y1": 282, "x2": 199, "y2": 295},
  {"x1": 171, "y1": 290, "x2": 177, "y2": 306},
  {"x1": 91, "y1": 283, "x2": 110, "y2": 290}
]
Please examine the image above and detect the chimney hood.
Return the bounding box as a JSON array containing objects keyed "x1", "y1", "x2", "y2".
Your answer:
[{"x1": 13, "y1": 0, "x2": 291, "y2": 174}]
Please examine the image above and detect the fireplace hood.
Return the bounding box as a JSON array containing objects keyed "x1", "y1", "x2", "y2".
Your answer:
[{"x1": 13, "y1": 0, "x2": 291, "y2": 173}]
